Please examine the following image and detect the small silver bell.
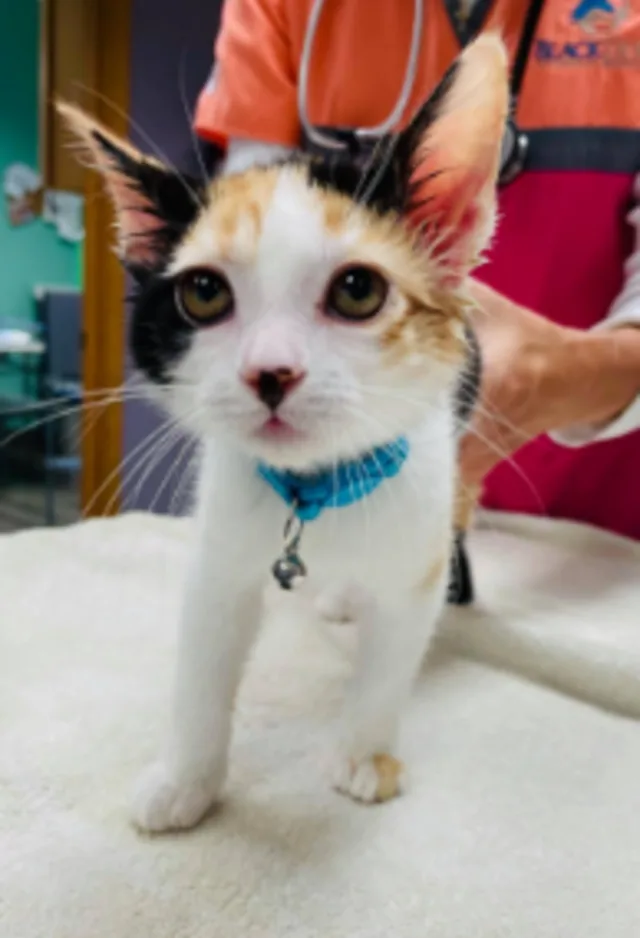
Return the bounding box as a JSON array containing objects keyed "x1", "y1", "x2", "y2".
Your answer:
[
  {"x1": 272, "y1": 553, "x2": 307, "y2": 591},
  {"x1": 271, "y1": 508, "x2": 307, "y2": 591}
]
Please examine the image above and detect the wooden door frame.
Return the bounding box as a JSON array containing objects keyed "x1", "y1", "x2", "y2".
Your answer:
[
  {"x1": 40, "y1": 0, "x2": 131, "y2": 515},
  {"x1": 80, "y1": 0, "x2": 131, "y2": 516},
  {"x1": 40, "y1": 0, "x2": 130, "y2": 517}
]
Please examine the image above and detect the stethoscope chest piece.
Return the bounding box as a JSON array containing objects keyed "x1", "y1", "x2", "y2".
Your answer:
[{"x1": 499, "y1": 116, "x2": 530, "y2": 187}]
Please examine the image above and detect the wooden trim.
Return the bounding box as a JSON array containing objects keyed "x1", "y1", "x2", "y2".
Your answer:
[
  {"x1": 38, "y1": 0, "x2": 52, "y2": 183},
  {"x1": 80, "y1": 0, "x2": 131, "y2": 515}
]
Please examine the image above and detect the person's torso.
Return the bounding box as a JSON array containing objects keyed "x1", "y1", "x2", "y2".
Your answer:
[{"x1": 285, "y1": 0, "x2": 640, "y2": 539}]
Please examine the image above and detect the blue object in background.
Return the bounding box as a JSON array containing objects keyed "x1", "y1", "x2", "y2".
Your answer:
[{"x1": 34, "y1": 287, "x2": 83, "y2": 525}]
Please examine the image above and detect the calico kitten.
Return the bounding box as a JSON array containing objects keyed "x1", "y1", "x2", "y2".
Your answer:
[{"x1": 60, "y1": 34, "x2": 508, "y2": 832}]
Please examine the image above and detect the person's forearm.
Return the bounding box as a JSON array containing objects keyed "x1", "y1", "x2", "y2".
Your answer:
[
  {"x1": 460, "y1": 280, "x2": 640, "y2": 480},
  {"x1": 559, "y1": 326, "x2": 640, "y2": 433},
  {"x1": 466, "y1": 281, "x2": 638, "y2": 431}
]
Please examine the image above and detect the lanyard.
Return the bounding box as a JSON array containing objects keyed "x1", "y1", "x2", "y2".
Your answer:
[{"x1": 510, "y1": 0, "x2": 546, "y2": 101}]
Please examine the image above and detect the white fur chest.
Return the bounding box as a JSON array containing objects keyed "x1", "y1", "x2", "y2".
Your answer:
[{"x1": 197, "y1": 411, "x2": 456, "y2": 599}]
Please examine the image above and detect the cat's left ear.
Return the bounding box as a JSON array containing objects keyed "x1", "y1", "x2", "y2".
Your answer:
[
  {"x1": 392, "y1": 34, "x2": 509, "y2": 284},
  {"x1": 56, "y1": 102, "x2": 204, "y2": 272}
]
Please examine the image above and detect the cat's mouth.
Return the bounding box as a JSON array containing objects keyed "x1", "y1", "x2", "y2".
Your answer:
[{"x1": 254, "y1": 415, "x2": 302, "y2": 442}]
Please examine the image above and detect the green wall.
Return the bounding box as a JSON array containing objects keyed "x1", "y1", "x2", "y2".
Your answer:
[{"x1": 0, "y1": 0, "x2": 81, "y2": 337}]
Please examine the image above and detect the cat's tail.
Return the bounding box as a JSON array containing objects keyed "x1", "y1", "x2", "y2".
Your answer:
[{"x1": 438, "y1": 605, "x2": 640, "y2": 720}]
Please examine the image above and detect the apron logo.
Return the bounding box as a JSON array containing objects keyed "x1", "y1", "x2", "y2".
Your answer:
[
  {"x1": 535, "y1": 0, "x2": 639, "y2": 65},
  {"x1": 572, "y1": 0, "x2": 630, "y2": 34}
]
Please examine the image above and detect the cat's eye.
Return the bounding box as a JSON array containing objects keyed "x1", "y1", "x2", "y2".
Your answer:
[
  {"x1": 175, "y1": 268, "x2": 234, "y2": 326},
  {"x1": 325, "y1": 265, "x2": 389, "y2": 322}
]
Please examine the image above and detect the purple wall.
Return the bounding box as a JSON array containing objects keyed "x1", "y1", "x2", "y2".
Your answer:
[{"x1": 123, "y1": 0, "x2": 223, "y2": 514}]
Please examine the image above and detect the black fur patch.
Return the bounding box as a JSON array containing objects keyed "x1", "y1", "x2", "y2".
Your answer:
[
  {"x1": 94, "y1": 130, "x2": 204, "y2": 271},
  {"x1": 301, "y1": 136, "x2": 405, "y2": 215},
  {"x1": 92, "y1": 131, "x2": 205, "y2": 384},
  {"x1": 454, "y1": 326, "x2": 482, "y2": 432},
  {"x1": 128, "y1": 274, "x2": 193, "y2": 384},
  {"x1": 94, "y1": 133, "x2": 204, "y2": 270}
]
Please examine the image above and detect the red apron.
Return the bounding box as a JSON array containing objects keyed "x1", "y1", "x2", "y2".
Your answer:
[{"x1": 479, "y1": 0, "x2": 640, "y2": 539}]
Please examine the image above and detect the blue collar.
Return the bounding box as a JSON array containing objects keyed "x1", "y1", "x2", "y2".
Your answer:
[{"x1": 257, "y1": 437, "x2": 410, "y2": 522}]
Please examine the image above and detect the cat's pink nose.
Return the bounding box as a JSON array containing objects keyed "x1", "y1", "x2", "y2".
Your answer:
[{"x1": 243, "y1": 367, "x2": 306, "y2": 411}]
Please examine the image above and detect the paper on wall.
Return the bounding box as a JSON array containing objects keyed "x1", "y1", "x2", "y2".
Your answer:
[
  {"x1": 3, "y1": 162, "x2": 43, "y2": 226},
  {"x1": 42, "y1": 189, "x2": 84, "y2": 243},
  {"x1": 3, "y1": 163, "x2": 42, "y2": 199}
]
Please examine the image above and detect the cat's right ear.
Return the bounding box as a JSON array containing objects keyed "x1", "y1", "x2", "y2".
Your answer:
[
  {"x1": 393, "y1": 34, "x2": 509, "y2": 285},
  {"x1": 56, "y1": 102, "x2": 204, "y2": 272}
]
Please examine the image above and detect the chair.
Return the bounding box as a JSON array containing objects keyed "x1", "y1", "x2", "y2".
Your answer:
[
  {"x1": 0, "y1": 316, "x2": 44, "y2": 403},
  {"x1": 34, "y1": 286, "x2": 83, "y2": 525},
  {"x1": 0, "y1": 318, "x2": 46, "y2": 499}
]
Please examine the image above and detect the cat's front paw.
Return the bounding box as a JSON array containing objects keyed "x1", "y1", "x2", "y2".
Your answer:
[
  {"x1": 131, "y1": 761, "x2": 224, "y2": 833},
  {"x1": 332, "y1": 752, "x2": 405, "y2": 804}
]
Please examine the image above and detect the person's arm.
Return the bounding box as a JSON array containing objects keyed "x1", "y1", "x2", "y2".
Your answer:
[
  {"x1": 550, "y1": 177, "x2": 640, "y2": 446},
  {"x1": 194, "y1": 0, "x2": 300, "y2": 166},
  {"x1": 459, "y1": 281, "x2": 640, "y2": 487},
  {"x1": 546, "y1": 327, "x2": 640, "y2": 446}
]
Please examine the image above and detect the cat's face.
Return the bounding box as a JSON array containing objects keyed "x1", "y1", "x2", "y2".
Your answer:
[
  {"x1": 60, "y1": 35, "x2": 508, "y2": 470},
  {"x1": 141, "y1": 165, "x2": 468, "y2": 468}
]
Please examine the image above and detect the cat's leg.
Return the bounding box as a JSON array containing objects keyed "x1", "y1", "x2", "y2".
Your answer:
[
  {"x1": 331, "y1": 565, "x2": 448, "y2": 804},
  {"x1": 132, "y1": 552, "x2": 263, "y2": 832},
  {"x1": 133, "y1": 588, "x2": 261, "y2": 834},
  {"x1": 131, "y1": 447, "x2": 270, "y2": 834},
  {"x1": 133, "y1": 464, "x2": 268, "y2": 831}
]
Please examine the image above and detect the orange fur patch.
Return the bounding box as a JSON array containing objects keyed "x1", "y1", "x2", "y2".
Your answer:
[
  {"x1": 418, "y1": 553, "x2": 448, "y2": 594},
  {"x1": 319, "y1": 188, "x2": 354, "y2": 236},
  {"x1": 184, "y1": 168, "x2": 279, "y2": 264},
  {"x1": 370, "y1": 754, "x2": 404, "y2": 802},
  {"x1": 454, "y1": 481, "x2": 481, "y2": 532},
  {"x1": 380, "y1": 291, "x2": 466, "y2": 367}
]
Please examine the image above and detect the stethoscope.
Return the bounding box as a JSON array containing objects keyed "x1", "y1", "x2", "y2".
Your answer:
[{"x1": 297, "y1": 0, "x2": 535, "y2": 188}]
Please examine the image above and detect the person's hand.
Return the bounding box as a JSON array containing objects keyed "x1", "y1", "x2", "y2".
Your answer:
[{"x1": 459, "y1": 280, "x2": 640, "y2": 487}]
